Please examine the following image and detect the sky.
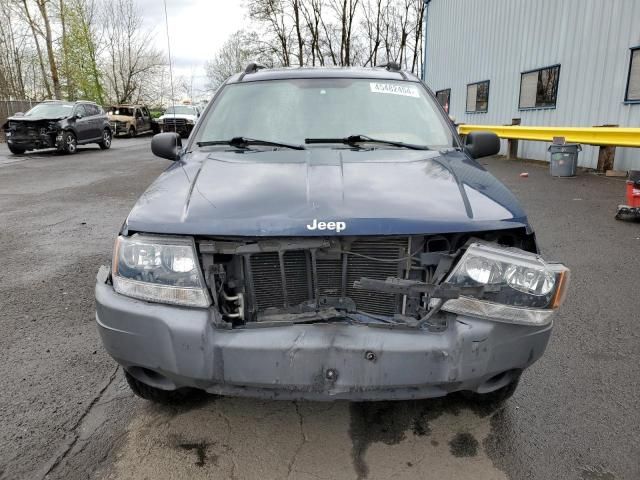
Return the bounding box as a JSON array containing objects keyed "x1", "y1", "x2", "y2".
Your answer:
[{"x1": 138, "y1": 0, "x2": 247, "y2": 99}]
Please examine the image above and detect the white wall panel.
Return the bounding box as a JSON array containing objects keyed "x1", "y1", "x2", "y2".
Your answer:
[{"x1": 425, "y1": 0, "x2": 640, "y2": 169}]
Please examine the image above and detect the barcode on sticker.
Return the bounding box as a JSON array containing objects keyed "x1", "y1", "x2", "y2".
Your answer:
[{"x1": 370, "y1": 82, "x2": 420, "y2": 98}]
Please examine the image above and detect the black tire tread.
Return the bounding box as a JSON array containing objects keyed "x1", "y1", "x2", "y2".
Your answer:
[
  {"x1": 62, "y1": 131, "x2": 77, "y2": 154},
  {"x1": 8, "y1": 145, "x2": 25, "y2": 155},
  {"x1": 125, "y1": 371, "x2": 197, "y2": 405},
  {"x1": 98, "y1": 129, "x2": 112, "y2": 150}
]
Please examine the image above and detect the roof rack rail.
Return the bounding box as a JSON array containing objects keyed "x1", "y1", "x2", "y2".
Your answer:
[
  {"x1": 374, "y1": 61, "x2": 406, "y2": 79},
  {"x1": 239, "y1": 62, "x2": 266, "y2": 81}
]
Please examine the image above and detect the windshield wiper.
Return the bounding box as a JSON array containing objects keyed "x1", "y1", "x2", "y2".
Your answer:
[
  {"x1": 305, "y1": 134, "x2": 429, "y2": 150},
  {"x1": 197, "y1": 136, "x2": 305, "y2": 150}
]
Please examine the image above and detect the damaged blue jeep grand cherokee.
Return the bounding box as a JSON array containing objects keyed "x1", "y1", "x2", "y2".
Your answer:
[{"x1": 96, "y1": 64, "x2": 570, "y2": 404}]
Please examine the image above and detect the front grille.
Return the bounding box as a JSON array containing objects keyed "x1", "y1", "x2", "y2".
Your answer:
[
  {"x1": 164, "y1": 118, "x2": 186, "y2": 127},
  {"x1": 11, "y1": 123, "x2": 32, "y2": 135},
  {"x1": 248, "y1": 237, "x2": 407, "y2": 316},
  {"x1": 16, "y1": 126, "x2": 39, "y2": 139}
]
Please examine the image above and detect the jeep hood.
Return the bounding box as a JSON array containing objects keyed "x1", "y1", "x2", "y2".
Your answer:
[
  {"x1": 5, "y1": 115, "x2": 67, "y2": 124},
  {"x1": 125, "y1": 149, "x2": 529, "y2": 236}
]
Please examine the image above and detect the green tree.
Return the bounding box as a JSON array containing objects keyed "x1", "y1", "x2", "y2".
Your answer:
[{"x1": 60, "y1": 0, "x2": 104, "y2": 103}]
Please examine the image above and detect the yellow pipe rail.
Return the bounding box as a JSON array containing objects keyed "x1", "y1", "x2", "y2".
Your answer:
[{"x1": 457, "y1": 125, "x2": 640, "y2": 148}]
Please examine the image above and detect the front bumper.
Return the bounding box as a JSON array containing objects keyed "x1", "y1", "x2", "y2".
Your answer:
[
  {"x1": 6, "y1": 132, "x2": 60, "y2": 149},
  {"x1": 96, "y1": 281, "x2": 552, "y2": 401},
  {"x1": 160, "y1": 123, "x2": 193, "y2": 135},
  {"x1": 111, "y1": 123, "x2": 129, "y2": 135}
]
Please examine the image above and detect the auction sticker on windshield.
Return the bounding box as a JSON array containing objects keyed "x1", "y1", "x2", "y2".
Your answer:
[{"x1": 370, "y1": 82, "x2": 420, "y2": 98}]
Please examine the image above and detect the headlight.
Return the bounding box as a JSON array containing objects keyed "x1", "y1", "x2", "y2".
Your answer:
[
  {"x1": 112, "y1": 234, "x2": 211, "y2": 307},
  {"x1": 441, "y1": 242, "x2": 570, "y2": 325}
]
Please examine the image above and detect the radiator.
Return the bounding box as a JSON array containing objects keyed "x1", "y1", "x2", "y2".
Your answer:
[{"x1": 247, "y1": 237, "x2": 408, "y2": 316}]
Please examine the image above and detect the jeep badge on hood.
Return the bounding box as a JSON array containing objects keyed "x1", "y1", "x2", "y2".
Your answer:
[{"x1": 306, "y1": 219, "x2": 347, "y2": 232}]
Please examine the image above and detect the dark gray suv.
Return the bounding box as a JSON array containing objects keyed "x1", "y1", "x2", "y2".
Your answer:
[
  {"x1": 3, "y1": 100, "x2": 112, "y2": 155},
  {"x1": 96, "y1": 65, "x2": 570, "y2": 404}
]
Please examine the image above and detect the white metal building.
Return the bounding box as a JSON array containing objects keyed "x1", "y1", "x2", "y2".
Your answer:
[{"x1": 424, "y1": 0, "x2": 640, "y2": 170}]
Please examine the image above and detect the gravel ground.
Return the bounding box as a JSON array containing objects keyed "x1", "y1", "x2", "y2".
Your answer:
[
  {"x1": 0, "y1": 138, "x2": 170, "y2": 480},
  {"x1": 0, "y1": 142, "x2": 637, "y2": 480}
]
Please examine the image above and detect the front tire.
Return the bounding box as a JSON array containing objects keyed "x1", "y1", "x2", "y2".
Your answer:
[
  {"x1": 125, "y1": 371, "x2": 201, "y2": 405},
  {"x1": 8, "y1": 145, "x2": 25, "y2": 155},
  {"x1": 98, "y1": 128, "x2": 112, "y2": 150},
  {"x1": 62, "y1": 131, "x2": 77, "y2": 154},
  {"x1": 128, "y1": 126, "x2": 136, "y2": 138}
]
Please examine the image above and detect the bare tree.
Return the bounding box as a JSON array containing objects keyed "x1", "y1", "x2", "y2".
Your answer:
[
  {"x1": 396, "y1": 0, "x2": 412, "y2": 67},
  {"x1": 410, "y1": 0, "x2": 423, "y2": 73},
  {"x1": 329, "y1": 0, "x2": 359, "y2": 65},
  {"x1": 361, "y1": 0, "x2": 383, "y2": 67},
  {"x1": 361, "y1": 0, "x2": 422, "y2": 71},
  {"x1": 1, "y1": 0, "x2": 427, "y2": 107},
  {"x1": 205, "y1": 30, "x2": 271, "y2": 92},
  {"x1": 247, "y1": 0, "x2": 293, "y2": 66},
  {"x1": 58, "y1": 0, "x2": 71, "y2": 97},
  {"x1": 101, "y1": 0, "x2": 164, "y2": 104},
  {"x1": 35, "y1": 0, "x2": 62, "y2": 98},
  {"x1": 299, "y1": 0, "x2": 324, "y2": 65},
  {"x1": 232, "y1": 0, "x2": 425, "y2": 73},
  {"x1": 0, "y1": 0, "x2": 27, "y2": 98},
  {"x1": 19, "y1": 0, "x2": 52, "y2": 98},
  {"x1": 290, "y1": 0, "x2": 305, "y2": 65}
]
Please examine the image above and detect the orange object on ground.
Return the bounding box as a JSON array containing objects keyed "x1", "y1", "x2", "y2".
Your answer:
[
  {"x1": 616, "y1": 170, "x2": 640, "y2": 221},
  {"x1": 626, "y1": 172, "x2": 640, "y2": 208}
]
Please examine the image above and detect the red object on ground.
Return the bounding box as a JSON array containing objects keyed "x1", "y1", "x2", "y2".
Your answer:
[
  {"x1": 615, "y1": 171, "x2": 640, "y2": 221},
  {"x1": 626, "y1": 181, "x2": 640, "y2": 208}
]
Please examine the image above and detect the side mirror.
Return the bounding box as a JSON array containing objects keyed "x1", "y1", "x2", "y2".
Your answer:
[
  {"x1": 464, "y1": 131, "x2": 500, "y2": 159},
  {"x1": 74, "y1": 113, "x2": 83, "y2": 119},
  {"x1": 151, "y1": 132, "x2": 182, "y2": 161}
]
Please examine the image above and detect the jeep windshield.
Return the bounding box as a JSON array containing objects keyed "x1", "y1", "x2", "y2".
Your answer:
[
  {"x1": 192, "y1": 78, "x2": 455, "y2": 150},
  {"x1": 24, "y1": 103, "x2": 74, "y2": 118}
]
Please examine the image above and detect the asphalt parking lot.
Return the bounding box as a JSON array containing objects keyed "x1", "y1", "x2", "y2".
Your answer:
[{"x1": 0, "y1": 139, "x2": 638, "y2": 480}]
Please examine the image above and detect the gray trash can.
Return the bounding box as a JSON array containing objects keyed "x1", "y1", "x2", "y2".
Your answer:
[{"x1": 548, "y1": 144, "x2": 581, "y2": 177}]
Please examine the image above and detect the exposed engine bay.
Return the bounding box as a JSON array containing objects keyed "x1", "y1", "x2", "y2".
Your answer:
[
  {"x1": 3, "y1": 119, "x2": 62, "y2": 149},
  {"x1": 197, "y1": 228, "x2": 536, "y2": 328}
]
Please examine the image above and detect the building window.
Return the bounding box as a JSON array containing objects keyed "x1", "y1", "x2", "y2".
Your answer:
[
  {"x1": 466, "y1": 81, "x2": 489, "y2": 113},
  {"x1": 435, "y1": 89, "x2": 451, "y2": 113},
  {"x1": 625, "y1": 47, "x2": 640, "y2": 103},
  {"x1": 519, "y1": 65, "x2": 560, "y2": 109}
]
